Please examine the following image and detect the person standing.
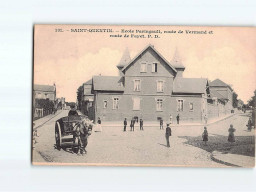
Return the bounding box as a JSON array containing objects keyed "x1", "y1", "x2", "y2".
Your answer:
[
  {"x1": 124, "y1": 118, "x2": 127, "y2": 132},
  {"x1": 140, "y1": 118, "x2": 144, "y2": 130},
  {"x1": 97, "y1": 117, "x2": 102, "y2": 132},
  {"x1": 176, "y1": 114, "x2": 180, "y2": 124},
  {"x1": 130, "y1": 118, "x2": 134, "y2": 131},
  {"x1": 228, "y1": 124, "x2": 236, "y2": 143},
  {"x1": 247, "y1": 117, "x2": 252, "y2": 131},
  {"x1": 202, "y1": 126, "x2": 208, "y2": 145},
  {"x1": 160, "y1": 118, "x2": 163, "y2": 129},
  {"x1": 165, "y1": 123, "x2": 172, "y2": 147},
  {"x1": 204, "y1": 114, "x2": 208, "y2": 125},
  {"x1": 169, "y1": 114, "x2": 173, "y2": 124}
]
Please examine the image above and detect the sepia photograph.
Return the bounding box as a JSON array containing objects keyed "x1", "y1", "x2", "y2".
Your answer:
[{"x1": 32, "y1": 25, "x2": 256, "y2": 167}]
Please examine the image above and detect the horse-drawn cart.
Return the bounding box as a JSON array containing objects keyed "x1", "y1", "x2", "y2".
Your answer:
[{"x1": 55, "y1": 115, "x2": 93, "y2": 150}]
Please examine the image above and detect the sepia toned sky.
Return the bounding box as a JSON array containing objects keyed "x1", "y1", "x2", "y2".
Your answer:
[{"x1": 34, "y1": 25, "x2": 256, "y2": 103}]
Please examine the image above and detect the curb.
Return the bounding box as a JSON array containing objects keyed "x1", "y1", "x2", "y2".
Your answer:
[{"x1": 210, "y1": 151, "x2": 240, "y2": 167}]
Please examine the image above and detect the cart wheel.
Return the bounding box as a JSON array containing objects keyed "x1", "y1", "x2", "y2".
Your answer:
[{"x1": 55, "y1": 122, "x2": 62, "y2": 150}]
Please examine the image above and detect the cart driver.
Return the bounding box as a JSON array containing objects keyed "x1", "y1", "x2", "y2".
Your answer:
[
  {"x1": 68, "y1": 105, "x2": 78, "y2": 116},
  {"x1": 72, "y1": 119, "x2": 92, "y2": 155}
]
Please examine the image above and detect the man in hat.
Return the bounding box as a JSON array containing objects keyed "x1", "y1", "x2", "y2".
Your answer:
[
  {"x1": 68, "y1": 105, "x2": 78, "y2": 116},
  {"x1": 165, "y1": 123, "x2": 172, "y2": 147},
  {"x1": 160, "y1": 118, "x2": 163, "y2": 130},
  {"x1": 140, "y1": 118, "x2": 144, "y2": 130},
  {"x1": 123, "y1": 118, "x2": 127, "y2": 132},
  {"x1": 176, "y1": 114, "x2": 180, "y2": 125}
]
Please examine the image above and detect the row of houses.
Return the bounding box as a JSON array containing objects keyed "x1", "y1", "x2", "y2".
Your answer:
[
  {"x1": 33, "y1": 84, "x2": 66, "y2": 119},
  {"x1": 79, "y1": 44, "x2": 234, "y2": 123}
]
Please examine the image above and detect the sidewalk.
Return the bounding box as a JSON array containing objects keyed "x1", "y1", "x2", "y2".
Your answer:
[
  {"x1": 33, "y1": 110, "x2": 62, "y2": 129},
  {"x1": 100, "y1": 113, "x2": 236, "y2": 127},
  {"x1": 211, "y1": 151, "x2": 255, "y2": 167}
]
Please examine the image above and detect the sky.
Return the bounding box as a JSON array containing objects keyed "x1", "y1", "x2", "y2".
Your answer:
[{"x1": 34, "y1": 25, "x2": 256, "y2": 103}]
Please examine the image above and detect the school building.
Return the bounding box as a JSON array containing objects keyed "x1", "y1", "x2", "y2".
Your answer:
[{"x1": 81, "y1": 44, "x2": 233, "y2": 123}]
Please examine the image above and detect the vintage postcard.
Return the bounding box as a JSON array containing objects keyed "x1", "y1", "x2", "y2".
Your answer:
[{"x1": 32, "y1": 25, "x2": 255, "y2": 167}]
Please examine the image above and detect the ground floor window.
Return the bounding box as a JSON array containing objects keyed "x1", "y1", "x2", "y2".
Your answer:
[
  {"x1": 103, "y1": 100, "x2": 107, "y2": 109},
  {"x1": 133, "y1": 97, "x2": 140, "y2": 110},
  {"x1": 113, "y1": 97, "x2": 119, "y2": 109},
  {"x1": 156, "y1": 99, "x2": 163, "y2": 111},
  {"x1": 189, "y1": 102, "x2": 194, "y2": 111},
  {"x1": 177, "y1": 99, "x2": 184, "y2": 111}
]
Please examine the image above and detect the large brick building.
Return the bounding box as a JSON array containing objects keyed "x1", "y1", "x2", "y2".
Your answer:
[{"x1": 82, "y1": 45, "x2": 213, "y2": 123}]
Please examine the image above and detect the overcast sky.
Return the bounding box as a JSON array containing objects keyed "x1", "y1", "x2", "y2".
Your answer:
[{"x1": 34, "y1": 25, "x2": 256, "y2": 103}]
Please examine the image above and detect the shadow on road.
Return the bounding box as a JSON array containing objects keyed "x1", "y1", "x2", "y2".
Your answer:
[
  {"x1": 179, "y1": 134, "x2": 255, "y2": 157},
  {"x1": 158, "y1": 143, "x2": 169, "y2": 148}
]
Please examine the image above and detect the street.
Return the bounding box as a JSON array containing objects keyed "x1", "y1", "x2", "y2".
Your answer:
[{"x1": 32, "y1": 110, "x2": 255, "y2": 167}]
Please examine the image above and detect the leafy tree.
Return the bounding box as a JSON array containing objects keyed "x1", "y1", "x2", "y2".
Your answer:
[
  {"x1": 77, "y1": 85, "x2": 83, "y2": 110},
  {"x1": 232, "y1": 92, "x2": 238, "y2": 108},
  {"x1": 248, "y1": 90, "x2": 256, "y2": 108}
]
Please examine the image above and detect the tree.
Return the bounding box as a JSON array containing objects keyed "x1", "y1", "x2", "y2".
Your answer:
[
  {"x1": 77, "y1": 85, "x2": 83, "y2": 110},
  {"x1": 232, "y1": 92, "x2": 238, "y2": 108},
  {"x1": 248, "y1": 90, "x2": 256, "y2": 108}
]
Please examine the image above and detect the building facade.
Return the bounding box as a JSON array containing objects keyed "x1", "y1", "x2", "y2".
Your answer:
[
  {"x1": 82, "y1": 45, "x2": 212, "y2": 123},
  {"x1": 34, "y1": 84, "x2": 56, "y2": 101}
]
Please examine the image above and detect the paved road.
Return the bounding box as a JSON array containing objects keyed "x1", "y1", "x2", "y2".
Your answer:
[{"x1": 32, "y1": 110, "x2": 254, "y2": 167}]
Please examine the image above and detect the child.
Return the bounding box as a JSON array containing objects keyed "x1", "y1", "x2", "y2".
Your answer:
[
  {"x1": 202, "y1": 126, "x2": 208, "y2": 145},
  {"x1": 228, "y1": 124, "x2": 236, "y2": 143}
]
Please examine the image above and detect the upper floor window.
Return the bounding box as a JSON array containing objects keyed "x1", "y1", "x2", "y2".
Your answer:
[
  {"x1": 134, "y1": 79, "x2": 141, "y2": 91},
  {"x1": 140, "y1": 62, "x2": 147, "y2": 73},
  {"x1": 113, "y1": 97, "x2": 119, "y2": 109},
  {"x1": 133, "y1": 97, "x2": 140, "y2": 110},
  {"x1": 156, "y1": 99, "x2": 163, "y2": 111},
  {"x1": 177, "y1": 100, "x2": 184, "y2": 112},
  {"x1": 103, "y1": 100, "x2": 107, "y2": 109},
  {"x1": 152, "y1": 63, "x2": 158, "y2": 72},
  {"x1": 157, "y1": 81, "x2": 164, "y2": 92},
  {"x1": 189, "y1": 102, "x2": 194, "y2": 111}
]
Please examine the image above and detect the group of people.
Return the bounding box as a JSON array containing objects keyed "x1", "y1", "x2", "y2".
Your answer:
[
  {"x1": 202, "y1": 124, "x2": 237, "y2": 145},
  {"x1": 123, "y1": 118, "x2": 144, "y2": 131}
]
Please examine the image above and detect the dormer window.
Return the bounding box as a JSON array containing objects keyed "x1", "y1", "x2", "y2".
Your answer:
[
  {"x1": 140, "y1": 62, "x2": 147, "y2": 73},
  {"x1": 152, "y1": 63, "x2": 158, "y2": 72}
]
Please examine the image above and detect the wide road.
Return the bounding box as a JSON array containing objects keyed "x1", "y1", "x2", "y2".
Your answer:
[{"x1": 32, "y1": 110, "x2": 254, "y2": 167}]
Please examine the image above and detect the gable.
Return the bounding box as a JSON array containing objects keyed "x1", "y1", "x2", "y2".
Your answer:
[
  {"x1": 122, "y1": 45, "x2": 177, "y2": 75},
  {"x1": 123, "y1": 46, "x2": 177, "y2": 77}
]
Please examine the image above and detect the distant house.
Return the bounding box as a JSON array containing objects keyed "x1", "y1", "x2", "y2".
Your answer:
[
  {"x1": 207, "y1": 79, "x2": 234, "y2": 118},
  {"x1": 82, "y1": 45, "x2": 211, "y2": 123},
  {"x1": 33, "y1": 84, "x2": 56, "y2": 119},
  {"x1": 34, "y1": 84, "x2": 56, "y2": 101}
]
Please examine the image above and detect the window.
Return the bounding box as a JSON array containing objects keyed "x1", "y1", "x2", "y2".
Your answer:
[
  {"x1": 156, "y1": 99, "x2": 163, "y2": 111},
  {"x1": 140, "y1": 62, "x2": 147, "y2": 73},
  {"x1": 157, "y1": 81, "x2": 164, "y2": 92},
  {"x1": 189, "y1": 102, "x2": 194, "y2": 111},
  {"x1": 133, "y1": 97, "x2": 140, "y2": 110},
  {"x1": 113, "y1": 98, "x2": 119, "y2": 109},
  {"x1": 134, "y1": 80, "x2": 141, "y2": 91},
  {"x1": 177, "y1": 100, "x2": 184, "y2": 111},
  {"x1": 103, "y1": 100, "x2": 107, "y2": 109},
  {"x1": 152, "y1": 63, "x2": 158, "y2": 72}
]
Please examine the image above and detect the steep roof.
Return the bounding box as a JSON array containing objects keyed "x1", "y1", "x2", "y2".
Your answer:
[
  {"x1": 209, "y1": 79, "x2": 233, "y2": 90},
  {"x1": 122, "y1": 44, "x2": 177, "y2": 73},
  {"x1": 210, "y1": 89, "x2": 227, "y2": 100},
  {"x1": 171, "y1": 48, "x2": 185, "y2": 69},
  {"x1": 173, "y1": 78, "x2": 208, "y2": 94},
  {"x1": 84, "y1": 79, "x2": 92, "y2": 85},
  {"x1": 117, "y1": 47, "x2": 131, "y2": 68},
  {"x1": 34, "y1": 84, "x2": 55, "y2": 92},
  {"x1": 92, "y1": 76, "x2": 124, "y2": 92}
]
